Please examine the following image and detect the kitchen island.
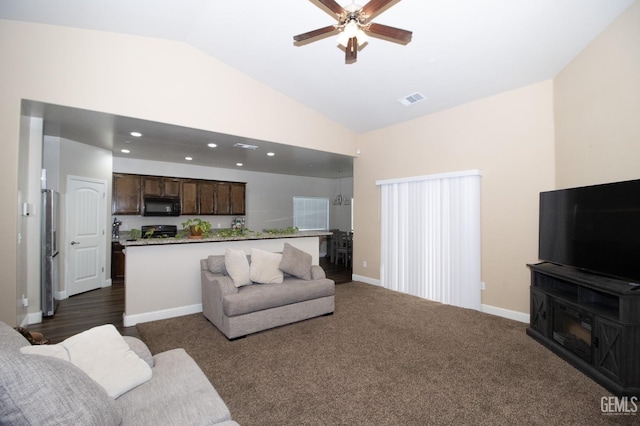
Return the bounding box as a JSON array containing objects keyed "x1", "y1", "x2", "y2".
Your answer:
[{"x1": 120, "y1": 231, "x2": 331, "y2": 326}]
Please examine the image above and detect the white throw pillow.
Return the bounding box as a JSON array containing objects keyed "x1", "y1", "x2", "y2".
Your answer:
[
  {"x1": 250, "y1": 249, "x2": 284, "y2": 284},
  {"x1": 225, "y1": 248, "x2": 251, "y2": 287},
  {"x1": 20, "y1": 324, "x2": 152, "y2": 398}
]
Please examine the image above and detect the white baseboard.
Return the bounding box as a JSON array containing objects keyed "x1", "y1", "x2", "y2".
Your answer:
[
  {"x1": 481, "y1": 304, "x2": 529, "y2": 323},
  {"x1": 56, "y1": 290, "x2": 67, "y2": 300},
  {"x1": 351, "y1": 274, "x2": 380, "y2": 286},
  {"x1": 123, "y1": 303, "x2": 203, "y2": 327},
  {"x1": 103, "y1": 278, "x2": 112, "y2": 288},
  {"x1": 27, "y1": 311, "x2": 43, "y2": 325}
]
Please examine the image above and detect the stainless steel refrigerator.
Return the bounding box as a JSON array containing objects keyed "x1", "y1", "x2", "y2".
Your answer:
[{"x1": 41, "y1": 189, "x2": 59, "y2": 317}]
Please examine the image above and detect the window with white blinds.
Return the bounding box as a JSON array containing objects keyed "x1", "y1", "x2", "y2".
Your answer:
[{"x1": 293, "y1": 197, "x2": 329, "y2": 231}]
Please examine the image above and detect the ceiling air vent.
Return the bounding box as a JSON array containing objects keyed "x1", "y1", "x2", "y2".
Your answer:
[
  {"x1": 398, "y1": 92, "x2": 426, "y2": 106},
  {"x1": 233, "y1": 143, "x2": 259, "y2": 150}
]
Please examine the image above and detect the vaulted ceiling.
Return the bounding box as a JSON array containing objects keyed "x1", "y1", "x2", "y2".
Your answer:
[{"x1": 2, "y1": 0, "x2": 634, "y2": 178}]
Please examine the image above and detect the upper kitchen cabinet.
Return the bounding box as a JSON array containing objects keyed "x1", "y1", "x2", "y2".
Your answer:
[
  {"x1": 199, "y1": 182, "x2": 216, "y2": 215},
  {"x1": 112, "y1": 173, "x2": 245, "y2": 216},
  {"x1": 112, "y1": 173, "x2": 141, "y2": 215},
  {"x1": 181, "y1": 180, "x2": 199, "y2": 215},
  {"x1": 230, "y1": 183, "x2": 246, "y2": 215},
  {"x1": 215, "y1": 182, "x2": 231, "y2": 215},
  {"x1": 143, "y1": 176, "x2": 181, "y2": 198}
]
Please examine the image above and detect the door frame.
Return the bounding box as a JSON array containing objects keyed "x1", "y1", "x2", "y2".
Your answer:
[{"x1": 63, "y1": 175, "x2": 108, "y2": 298}]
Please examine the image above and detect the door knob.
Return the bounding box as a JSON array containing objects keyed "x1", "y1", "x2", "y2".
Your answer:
[{"x1": 71, "y1": 241, "x2": 80, "y2": 245}]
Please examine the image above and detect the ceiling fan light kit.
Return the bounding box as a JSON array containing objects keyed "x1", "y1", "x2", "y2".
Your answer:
[{"x1": 293, "y1": 0, "x2": 412, "y2": 64}]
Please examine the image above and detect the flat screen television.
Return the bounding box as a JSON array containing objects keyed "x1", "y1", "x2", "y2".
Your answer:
[{"x1": 538, "y1": 179, "x2": 640, "y2": 284}]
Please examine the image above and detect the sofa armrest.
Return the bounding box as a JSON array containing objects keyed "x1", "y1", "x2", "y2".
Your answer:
[
  {"x1": 311, "y1": 265, "x2": 326, "y2": 280},
  {"x1": 122, "y1": 336, "x2": 154, "y2": 368},
  {"x1": 201, "y1": 272, "x2": 237, "y2": 329}
]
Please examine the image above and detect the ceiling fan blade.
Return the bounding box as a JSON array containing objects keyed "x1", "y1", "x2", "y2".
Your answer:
[
  {"x1": 317, "y1": 0, "x2": 346, "y2": 15},
  {"x1": 293, "y1": 25, "x2": 337, "y2": 43},
  {"x1": 345, "y1": 37, "x2": 358, "y2": 64},
  {"x1": 366, "y1": 22, "x2": 412, "y2": 44},
  {"x1": 361, "y1": 0, "x2": 398, "y2": 19}
]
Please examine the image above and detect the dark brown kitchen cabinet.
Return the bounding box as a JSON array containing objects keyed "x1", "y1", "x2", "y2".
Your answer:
[
  {"x1": 112, "y1": 173, "x2": 141, "y2": 215},
  {"x1": 199, "y1": 182, "x2": 216, "y2": 215},
  {"x1": 163, "y1": 178, "x2": 181, "y2": 197},
  {"x1": 111, "y1": 241, "x2": 125, "y2": 281},
  {"x1": 230, "y1": 183, "x2": 246, "y2": 215},
  {"x1": 181, "y1": 180, "x2": 199, "y2": 215},
  {"x1": 215, "y1": 182, "x2": 231, "y2": 215},
  {"x1": 143, "y1": 176, "x2": 181, "y2": 198},
  {"x1": 112, "y1": 173, "x2": 245, "y2": 216}
]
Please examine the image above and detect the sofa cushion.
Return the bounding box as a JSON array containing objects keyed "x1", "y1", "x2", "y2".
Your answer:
[
  {"x1": 116, "y1": 348, "x2": 233, "y2": 424},
  {"x1": 279, "y1": 242, "x2": 313, "y2": 280},
  {"x1": 223, "y1": 278, "x2": 335, "y2": 317},
  {"x1": 21, "y1": 324, "x2": 152, "y2": 398},
  {"x1": 0, "y1": 350, "x2": 122, "y2": 426},
  {"x1": 207, "y1": 254, "x2": 228, "y2": 275},
  {"x1": 225, "y1": 248, "x2": 252, "y2": 287},
  {"x1": 250, "y1": 248, "x2": 284, "y2": 284}
]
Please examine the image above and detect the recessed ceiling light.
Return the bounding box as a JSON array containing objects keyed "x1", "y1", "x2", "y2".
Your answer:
[
  {"x1": 130, "y1": 131, "x2": 142, "y2": 137},
  {"x1": 234, "y1": 143, "x2": 258, "y2": 150},
  {"x1": 207, "y1": 143, "x2": 217, "y2": 148},
  {"x1": 121, "y1": 149, "x2": 130, "y2": 154},
  {"x1": 236, "y1": 163, "x2": 243, "y2": 167},
  {"x1": 267, "y1": 152, "x2": 275, "y2": 157},
  {"x1": 185, "y1": 156, "x2": 193, "y2": 161}
]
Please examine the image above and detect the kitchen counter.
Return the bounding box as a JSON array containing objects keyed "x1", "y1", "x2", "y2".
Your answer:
[
  {"x1": 121, "y1": 232, "x2": 333, "y2": 327},
  {"x1": 119, "y1": 230, "x2": 331, "y2": 246}
]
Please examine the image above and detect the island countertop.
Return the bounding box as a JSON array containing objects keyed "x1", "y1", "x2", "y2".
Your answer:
[
  {"x1": 119, "y1": 230, "x2": 332, "y2": 247},
  {"x1": 121, "y1": 232, "x2": 333, "y2": 327}
]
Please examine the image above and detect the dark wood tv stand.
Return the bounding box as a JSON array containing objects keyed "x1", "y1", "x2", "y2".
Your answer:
[{"x1": 526, "y1": 262, "x2": 640, "y2": 396}]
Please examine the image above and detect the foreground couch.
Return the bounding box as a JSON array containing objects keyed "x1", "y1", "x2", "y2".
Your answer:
[
  {"x1": 201, "y1": 243, "x2": 335, "y2": 339},
  {"x1": 0, "y1": 321, "x2": 238, "y2": 426}
]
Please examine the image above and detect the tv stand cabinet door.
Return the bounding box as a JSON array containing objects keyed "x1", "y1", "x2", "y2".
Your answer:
[
  {"x1": 594, "y1": 317, "x2": 624, "y2": 385},
  {"x1": 530, "y1": 288, "x2": 550, "y2": 337}
]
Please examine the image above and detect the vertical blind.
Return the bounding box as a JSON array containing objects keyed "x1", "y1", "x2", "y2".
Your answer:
[{"x1": 377, "y1": 170, "x2": 481, "y2": 310}]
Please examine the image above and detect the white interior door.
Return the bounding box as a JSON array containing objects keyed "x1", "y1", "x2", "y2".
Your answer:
[{"x1": 66, "y1": 177, "x2": 106, "y2": 297}]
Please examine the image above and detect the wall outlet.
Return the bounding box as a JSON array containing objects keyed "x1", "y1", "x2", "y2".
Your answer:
[
  {"x1": 362, "y1": 260, "x2": 367, "y2": 268},
  {"x1": 481, "y1": 281, "x2": 486, "y2": 290},
  {"x1": 21, "y1": 295, "x2": 29, "y2": 307}
]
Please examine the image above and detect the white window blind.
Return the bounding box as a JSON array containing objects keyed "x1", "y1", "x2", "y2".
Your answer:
[
  {"x1": 377, "y1": 170, "x2": 482, "y2": 310},
  {"x1": 293, "y1": 197, "x2": 329, "y2": 231}
]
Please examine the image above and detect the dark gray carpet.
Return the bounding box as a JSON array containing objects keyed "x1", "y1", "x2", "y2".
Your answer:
[{"x1": 137, "y1": 282, "x2": 634, "y2": 425}]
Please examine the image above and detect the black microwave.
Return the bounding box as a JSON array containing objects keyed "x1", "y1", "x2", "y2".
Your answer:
[{"x1": 143, "y1": 197, "x2": 181, "y2": 216}]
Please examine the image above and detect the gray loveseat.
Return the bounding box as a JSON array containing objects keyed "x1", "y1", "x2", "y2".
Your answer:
[
  {"x1": 0, "y1": 321, "x2": 238, "y2": 426},
  {"x1": 201, "y1": 243, "x2": 335, "y2": 339}
]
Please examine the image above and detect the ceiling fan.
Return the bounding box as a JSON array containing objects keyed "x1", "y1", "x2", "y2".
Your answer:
[{"x1": 293, "y1": 0, "x2": 412, "y2": 64}]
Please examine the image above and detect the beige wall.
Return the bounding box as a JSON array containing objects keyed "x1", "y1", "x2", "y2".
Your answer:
[
  {"x1": 1, "y1": 1, "x2": 639, "y2": 324},
  {"x1": 0, "y1": 20, "x2": 356, "y2": 325},
  {"x1": 354, "y1": 81, "x2": 556, "y2": 314},
  {"x1": 554, "y1": 1, "x2": 640, "y2": 188}
]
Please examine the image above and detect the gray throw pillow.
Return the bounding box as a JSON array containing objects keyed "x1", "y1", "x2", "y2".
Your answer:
[
  {"x1": 279, "y1": 243, "x2": 313, "y2": 280},
  {"x1": 0, "y1": 351, "x2": 122, "y2": 426}
]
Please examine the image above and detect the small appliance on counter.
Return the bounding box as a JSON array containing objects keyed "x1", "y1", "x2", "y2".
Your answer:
[
  {"x1": 232, "y1": 217, "x2": 245, "y2": 230},
  {"x1": 141, "y1": 224, "x2": 178, "y2": 238},
  {"x1": 112, "y1": 217, "x2": 122, "y2": 240}
]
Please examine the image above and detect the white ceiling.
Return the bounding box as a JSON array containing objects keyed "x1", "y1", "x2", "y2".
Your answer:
[{"x1": 2, "y1": 0, "x2": 635, "y2": 178}]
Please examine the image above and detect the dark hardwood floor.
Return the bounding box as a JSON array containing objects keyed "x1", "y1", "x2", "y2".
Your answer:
[{"x1": 26, "y1": 257, "x2": 352, "y2": 344}]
